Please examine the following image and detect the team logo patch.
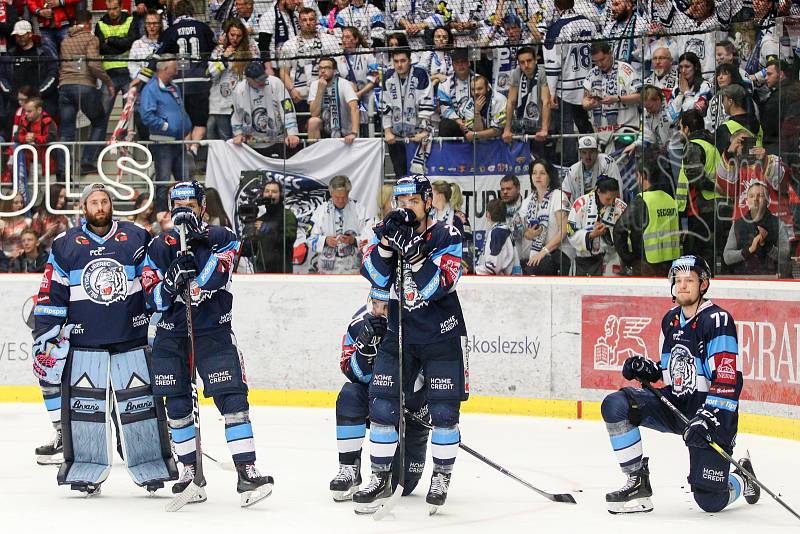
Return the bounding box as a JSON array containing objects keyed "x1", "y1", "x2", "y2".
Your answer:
[
  {"x1": 75, "y1": 235, "x2": 90, "y2": 245},
  {"x1": 140, "y1": 267, "x2": 160, "y2": 292},
  {"x1": 715, "y1": 354, "x2": 736, "y2": 384},
  {"x1": 440, "y1": 254, "x2": 460, "y2": 286},
  {"x1": 668, "y1": 343, "x2": 697, "y2": 397},
  {"x1": 165, "y1": 234, "x2": 177, "y2": 246},
  {"x1": 82, "y1": 258, "x2": 128, "y2": 306},
  {"x1": 114, "y1": 232, "x2": 127, "y2": 242}
]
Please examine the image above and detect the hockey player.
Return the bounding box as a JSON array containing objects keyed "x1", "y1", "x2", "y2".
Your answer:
[
  {"x1": 330, "y1": 287, "x2": 430, "y2": 502},
  {"x1": 32, "y1": 183, "x2": 177, "y2": 495},
  {"x1": 601, "y1": 255, "x2": 760, "y2": 514},
  {"x1": 143, "y1": 181, "x2": 273, "y2": 508},
  {"x1": 356, "y1": 174, "x2": 468, "y2": 514}
]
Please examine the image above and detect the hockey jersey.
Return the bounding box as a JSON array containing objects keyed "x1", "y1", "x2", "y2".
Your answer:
[
  {"x1": 141, "y1": 16, "x2": 216, "y2": 94},
  {"x1": 563, "y1": 155, "x2": 624, "y2": 203},
  {"x1": 231, "y1": 75, "x2": 300, "y2": 145},
  {"x1": 361, "y1": 220, "x2": 466, "y2": 344},
  {"x1": 475, "y1": 222, "x2": 520, "y2": 275},
  {"x1": 658, "y1": 300, "x2": 742, "y2": 443},
  {"x1": 340, "y1": 304, "x2": 377, "y2": 384},
  {"x1": 34, "y1": 221, "x2": 150, "y2": 347},
  {"x1": 567, "y1": 190, "x2": 627, "y2": 258},
  {"x1": 380, "y1": 65, "x2": 435, "y2": 136},
  {"x1": 336, "y1": 3, "x2": 386, "y2": 45},
  {"x1": 142, "y1": 226, "x2": 240, "y2": 338},
  {"x1": 543, "y1": 8, "x2": 595, "y2": 106}
]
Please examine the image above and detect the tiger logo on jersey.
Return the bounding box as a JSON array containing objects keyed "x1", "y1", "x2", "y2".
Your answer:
[
  {"x1": 669, "y1": 343, "x2": 697, "y2": 397},
  {"x1": 82, "y1": 258, "x2": 128, "y2": 306}
]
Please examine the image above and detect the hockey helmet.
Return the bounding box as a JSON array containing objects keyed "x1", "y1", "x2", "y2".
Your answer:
[
  {"x1": 393, "y1": 174, "x2": 433, "y2": 203},
  {"x1": 668, "y1": 255, "x2": 712, "y2": 300},
  {"x1": 369, "y1": 287, "x2": 390, "y2": 302},
  {"x1": 169, "y1": 180, "x2": 207, "y2": 212}
]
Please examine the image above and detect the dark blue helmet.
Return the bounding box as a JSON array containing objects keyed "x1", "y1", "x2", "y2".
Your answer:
[
  {"x1": 393, "y1": 174, "x2": 433, "y2": 203},
  {"x1": 668, "y1": 255, "x2": 712, "y2": 299},
  {"x1": 170, "y1": 180, "x2": 206, "y2": 211}
]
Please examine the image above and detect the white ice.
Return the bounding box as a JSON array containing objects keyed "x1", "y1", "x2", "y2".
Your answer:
[{"x1": 1, "y1": 403, "x2": 797, "y2": 533}]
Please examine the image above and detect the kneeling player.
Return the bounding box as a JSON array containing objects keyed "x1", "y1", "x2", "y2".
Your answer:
[
  {"x1": 330, "y1": 288, "x2": 430, "y2": 502},
  {"x1": 143, "y1": 181, "x2": 273, "y2": 508},
  {"x1": 32, "y1": 184, "x2": 177, "y2": 495},
  {"x1": 601, "y1": 255, "x2": 759, "y2": 514},
  {"x1": 357, "y1": 174, "x2": 469, "y2": 514}
]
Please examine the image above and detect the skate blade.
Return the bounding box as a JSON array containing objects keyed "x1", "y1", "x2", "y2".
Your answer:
[
  {"x1": 354, "y1": 496, "x2": 388, "y2": 515},
  {"x1": 373, "y1": 487, "x2": 403, "y2": 521},
  {"x1": 332, "y1": 486, "x2": 359, "y2": 502},
  {"x1": 240, "y1": 483, "x2": 273, "y2": 508},
  {"x1": 36, "y1": 453, "x2": 64, "y2": 466},
  {"x1": 166, "y1": 484, "x2": 207, "y2": 512},
  {"x1": 428, "y1": 504, "x2": 441, "y2": 516},
  {"x1": 607, "y1": 497, "x2": 653, "y2": 514}
]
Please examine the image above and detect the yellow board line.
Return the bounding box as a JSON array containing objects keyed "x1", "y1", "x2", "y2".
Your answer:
[{"x1": 3, "y1": 385, "x2": 798, "y2": 441}]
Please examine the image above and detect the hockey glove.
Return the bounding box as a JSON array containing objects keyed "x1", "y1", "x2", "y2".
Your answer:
[
  {"x1": 163, "y1": 254, "x2": 197, "y2": 296},
  {"x1": 384, "y1": 220, "x2": 415, "y2": 253},
  {"x1": 683, "y1": 407, "x2": 721, "y2": 448},
  {"x1": 385, "y1": 208, "x2": 418, "y2": 227},
  {"x1": 171, "y1": 206, "x2": 208, "y2": 244},
  {"x1": 32, "y1": 324, "x2": 75, "y2": 384},
  {"x1": 355, "y1": 315, "x2": 388, "y2": 369},
  {"x1": 622, "y1": 356, "x2": 661, "y2": 383}
]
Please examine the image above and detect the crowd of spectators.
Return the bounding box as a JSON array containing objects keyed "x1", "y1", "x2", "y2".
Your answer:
[{"x1": 0, "y1": 0, "x2": 799, "y2": 276}]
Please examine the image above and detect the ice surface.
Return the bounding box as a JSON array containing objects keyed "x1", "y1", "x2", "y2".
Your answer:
[{"x1": 1, "y1": 403, "x2": 797, "y2": 533}]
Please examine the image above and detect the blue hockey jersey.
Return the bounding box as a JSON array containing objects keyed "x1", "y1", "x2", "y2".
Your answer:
[
  {"x1": 361, "y1": 220, "x2": 467, "y2": 345},
  {"x1": 33, "y1": 221, "x2": 150, "y2": 347},
  {"x1": 659, "y1": 300, "x2": 742, "y2": 443},
  {"x1": 340, "y1": 304, "x2": 374, "y2": 384},
  {"x1": 142, "y1": 226, "x2": 240, "y2": 338}
]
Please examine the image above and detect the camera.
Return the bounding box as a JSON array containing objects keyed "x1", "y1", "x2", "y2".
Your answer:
[{"x1": 741, "y1": 136, "x2": 757, "y2": 157}]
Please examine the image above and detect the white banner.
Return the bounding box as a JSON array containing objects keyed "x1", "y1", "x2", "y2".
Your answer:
[{"x1": 205, "y1": 139, "x2": 384, "y2": 227}]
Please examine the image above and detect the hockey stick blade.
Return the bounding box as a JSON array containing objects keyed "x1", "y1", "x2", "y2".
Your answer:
[
  {"x1": 165, "y1": 481, "x2": 205, "y2": 512},
  {"x1": 373, "y1": 484, "x2": 404, "y2": 521}
]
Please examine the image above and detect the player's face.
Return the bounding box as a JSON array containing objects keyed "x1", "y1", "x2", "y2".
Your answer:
[
  {"x1": 84, "y1": 193, "x2": 112, "y2": 228},
  {"x1": 395, "y1": 194, "x2": 429, "y2": 224},
  {"x1": 331, "y1": 189, "x2": 349, "y2": 209},
  {"x1": 500, "y1": 181, "x2": 520, "y2": 203},
  {"x1": 174, "y1": 198, "x2": 203, "y2": 218},
  {"x1": 518, "y1": 52, "x2": 536, "y2": 77},
  {"x1": 393, "y1": 54, "x2": 411, "y2": 75},
  {"x1": 715, "y1": 45, "x2": 733, "y2": 65},
  {"x1": 580, "y1": 148, "x2": 598, "y2": 168},
  {"x1": 673, "y1": 271, "x2": 704, "y2": 306},
  {"x1": 299, "y1": 12, "x2": 317, "y2": 34},
  {"x1": 371, "y1": 299, "x2": 388, "y2": 318}
]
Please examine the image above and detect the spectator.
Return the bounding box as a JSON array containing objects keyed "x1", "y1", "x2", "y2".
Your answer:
[
  {"x1": 203, "y1": 187, "x2": 231, "y2": 228},
  {"x1": 235, "y1": 0, "x2": 261, "y2": 35},
  {"x1": 320, "y1": 0, "x2": 350, "y2": 37},
  {"x1": 31, "y1": 183, "x2": 69, "y2": 251},
  {"x1": 475, "y1": 198, "x2": 520, "y2": 275},
  {"x1": 499, "y1": 173, "x2": 523, "y2": 225},
  {"x1": 17, "y1": 96, "x2": 57, "y2": 176},
  {"x1": 484, "y1": 14, "x2": 524, "y2": 97},
  {"x1": 723, "y1": 179, "x2": 791, "y2": 276},
  {"x1": 644, "y1": 44, "x2": 677, "y2": 102},
  {"x1": 705, "y1": 63, "x2": 747, "y2": 132},
  {"x1": 10, "y1": 228, "x2": 47, "y2": 272},
  {"x1": 542, "y1": 0, "x2": 595, "y2": 166},
  {"x1": 465, "y1": 74, "x2": 506, "y2": 142},
  {"x1": 58, "y1": 9, "x2": 115, "y2": 176},
  {"x1": 2, "y1": 84, "x2": 36, "y2": 181},
  {"x1": 307, "y1": 175, "x2": 364, "y2": 274},
  {"x1": 673, "y1": 0, "x2": 718, "y2": 80},
  {"x1": 583, "y1": 40, "x2": 642, "y2": 151},
  {"x1": 279, "y1": 6, "x2": 342, "y2": 131},
  {"x1": 335, "y1": 0, "x2": 386, "y2": 47},
  {"x1": 449, "y1": 0, "x2": 491, "y2": 48},
  {"x1": 437, "y1": 47, "x2": 475, "y2": 138},
  {"x1": 760, "y1": 59, "x2": 800, "y2": 157},
  {"x1": 715, "y1": 83, "x2": 763, "y2": 163},
  {"x1": 416, "y1": 25, "x2": 453, "y2": 86},
  {"x1": 567, "y1": 175, "x2": 626, "y2": 276},
  {"x1": 381, "y1": 48, "x2": 434, "y2": 177},
  {"x1": 95, "y1": 0, "x2": 139, "y2": 122},
  {"x1": 257, "y1": 0, "x2": 301, "y2": 65},
  {"x1": 142, "y1": 1, "x2": 216, "y2": 154},
  {"x1": 139, "y1": 54, "x2": 194, "y2": 213},
  {"x1": 562, "y1": 135, "x2": 623, "y2": 203},
  {"x1": 579, "y1": 0, "x2": 611, "y2": 30},
  {"x1": 431, "y1": 180, "x2": 473, "y2": 272},
  {"x1": 613, "y1": 150, "x2": 680, "y2": 276},
  {"x1": 715, "y1": 40, "x2": 750, "y2": 90},
  {"x1": 307, "y1": 56, "x2": 360, "y2": 143},
  {"x1": 128, "y1": 9, "x2": 162, "y2": 140},
  {"x1": 603, "y1": 0, "x2": 647, "y2": 73},
  {"x1": 248, "y1": 179, "x2": 298, "y2": 272},
  {"x1": 666, "y1": 52, "x2": 711, "y2": 124},
  {"x1": 0, "y1": 20, "x2": 58, "y2": 133},
  {"x1": 0, "y1": 192, "x2": 30, "y2": 256},
  {"x1": 0, "y1": 0, "x2": 19, "y2": 55},
  {"x1": 514, "y1": 158, "x2": 570, "y2": 275},
  {"x1": 624, "y1": 85, "x2": 672, "y2": 155},
  {"x1": 231, "y1": 61, "x2": 301, "y2": 158},
  {"x1": 337, "y1": 26, "x2": 378, "y2": 136},
  {"x1": 208, "y1": 18, "x2": 259, "y2": 140},
  {"x1": 393, "y1": 0, "x2": 450, "y2": 50},
  {"x1": 744, "y1": 0, "x2": 791, "y2": 102},
  {"x1": 358, "y1": 183, "x2": 394, "y2": 254},
  {"x1": 502, "y1": 46, "x2": 553, "y2": 161},
  {"x1": 27, "y1": 0, "x2": 79, "y2": 57},
  {"x1": 130, "y1": 193, "x2": 157, "y2": 235}
]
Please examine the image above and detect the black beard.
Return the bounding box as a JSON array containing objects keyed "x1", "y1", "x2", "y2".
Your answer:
[
  {"x1": 264, "y1": 201, "x2": 281, "y2": 215},
  {"x1": 86, "y1": 210, "x2": 112, "y2": 229},
  {"x1": 615, "y1": 9, "x2": 630, "y2": 22}
]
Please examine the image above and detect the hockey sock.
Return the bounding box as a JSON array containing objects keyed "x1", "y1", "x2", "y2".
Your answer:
[
  {"x1": 728, "y1": 472, "x2": 744, "y2": 505},
  {"x1": 431, "y1": 426, "x2": 459, "y2": 472},
  {"x1": 606, "y1": 420, "x2": 643, "y2": 473},
  {"x1": 369, "y1": 424, "x2": 398, "y2": 471},
  {"x1": 225, "y1": 411, "x2": 256, "y2": 464},
  {"x1": 40, "y1": 383, "x2": 61, "y2": 429},
  {"x1": 336, "y1": 418, "x2": 366, "y2": 465},
  {"x1": 169, "y1": 414, "x2": 197, "y2": 464}
]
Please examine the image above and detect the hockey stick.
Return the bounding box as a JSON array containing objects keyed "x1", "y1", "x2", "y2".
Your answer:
[
  {"x1": 403, "y1": 409, "x2": 577, "y2": 504},
  {"x1": 202, "y1": 451, "x2": 235, "y2": 472},
  {"x1": 374, "y1": 252, "x2": 406, "y2": 521},
  {"x1": 166, "y1": 226, "x2": 206, "y2": 512},
  {"x1": 640, "y1": 381, "x2": 800, "y2": 522}
]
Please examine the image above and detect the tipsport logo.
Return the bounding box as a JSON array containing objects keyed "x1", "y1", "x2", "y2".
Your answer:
[{"x1": 0, "y1": 142, "x2": 154, "y2": 217}]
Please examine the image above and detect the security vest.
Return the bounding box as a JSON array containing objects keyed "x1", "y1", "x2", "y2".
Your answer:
[
  {"x1": 641, "y1": 190, "x2": 680, "y2": 264},
  {"x1": 97, "y1": 14, "x2": 134, "y2": 72},
  {"x1": 676, "y1": 137, "x2": 720, "y2": 212},
  {"x1": 723, "y1": 117, "x2": 764, "y2": 148}
]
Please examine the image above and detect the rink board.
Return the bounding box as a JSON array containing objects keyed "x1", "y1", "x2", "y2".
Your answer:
[{"x1": 2, "y1": 274, "x2": 799, "y2": 440}]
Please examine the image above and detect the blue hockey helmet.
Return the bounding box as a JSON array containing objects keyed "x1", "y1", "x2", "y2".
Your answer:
[
  {"x1": 668, "y1": 255, "x2": 711, "y2": 300},
  {"x1": 369, "y1": 287, "x2": 390, "y2": 302},
  {"x1": 169, "y1": 180, "x2": 206, "y2": 211},
  {"x1": 393, "y1": 174, "x2": 433, "y2": 203}
]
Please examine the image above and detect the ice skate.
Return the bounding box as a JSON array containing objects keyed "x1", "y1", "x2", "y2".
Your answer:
[
  {"x1": 35, "y1": 428, "x2": 63, "y2": 466},
  {"x1": 353, "y1": 471, "x2": 392, "y2": 514},
  {"x1": 330, "y1": 459, "x2": 362, "y2": 502},
  {"x1": 426, "y1": 471, "x2": 451, "y2": 515},
  {"x1": 606, "y1": 457, "x2": 653, "y2": 514},
  {"x1": 236, "y1": 463, "x2": 274, "y2": 508}
]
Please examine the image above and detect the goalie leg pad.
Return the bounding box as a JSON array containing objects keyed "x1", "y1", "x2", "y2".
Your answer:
[
  {"x1": 110, "y1": 346, "x2": 178, "y2": 487},
  {"x1": 58, "y1": 348, "x2": 112, "y2": 487}
]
